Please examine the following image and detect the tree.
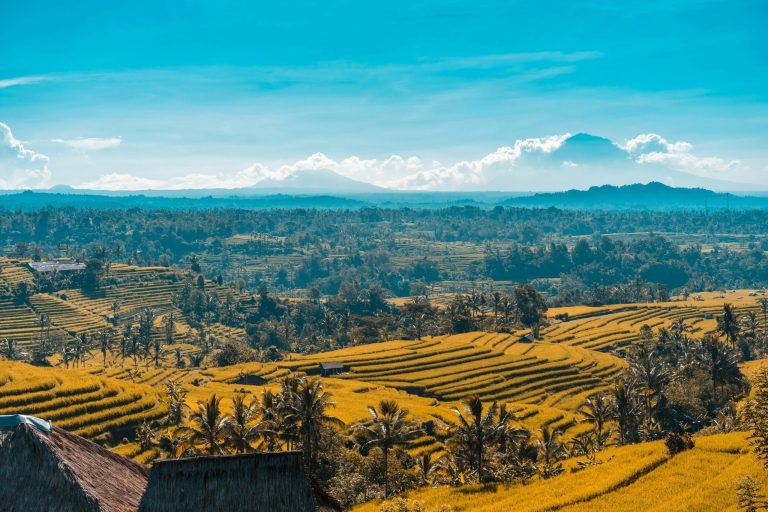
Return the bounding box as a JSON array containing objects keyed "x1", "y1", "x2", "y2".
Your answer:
[
  {"x1": 228, "y1": 394, "x2": 262, "y2": 454},
  {"x1": 514, "y1": 284, "x2": 547, "y2": 338},
  {"x1": 697, "y1": 335, "x2": 745, "y2": 401},
  {"x1": 611, "y1": 378, "x2": 640, "y2": 445},
  {"x1": 163, "y1": 379, "x2": 189, "y2": 426},
  {"x1": 449, "y1": 395, "x2": 507, "y2": 482},
  {"x1": 285, "y1": 378, "x2": 344, "y2": 470},
  {"x1": 737, "y1": 476, "x2": 767, "y2": 512},
  {"x1": 579, "y1": 395, "x2": 611, "y2": 448},
  {"x1": 536, "y1": 426, "x2": 565, "y2": 478},
  {"x1": 136, "y1": 419, "x2": 157, "y2": 452},
  {"x1": 358, "y1": 400, "x2": 422, "y2": 497},
  {"x1": 760, "y1": 298, "x2": 768, "y2": 329},
  {"x1": 179, "y1": 394, "x2": 232, "y2": 455},
  {"x1": 717, "y1": 303, "x2": 740, "y2": 348}
]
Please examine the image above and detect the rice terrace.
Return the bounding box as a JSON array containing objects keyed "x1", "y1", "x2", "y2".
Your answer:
[{"x1": 3, "y1": 1, "x2": 768, "y2": 511}]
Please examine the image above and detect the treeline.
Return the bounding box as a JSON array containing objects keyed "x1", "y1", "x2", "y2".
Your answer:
[{"x1": 4, "y1": 206, "x2": 768, "y2": 304}]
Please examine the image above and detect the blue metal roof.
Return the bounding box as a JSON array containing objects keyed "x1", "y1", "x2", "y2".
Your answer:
[{"x1": 0, "y1": 414, "x2": 52, "y2": 433}]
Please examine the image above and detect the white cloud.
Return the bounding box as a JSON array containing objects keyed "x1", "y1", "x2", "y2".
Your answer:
[
  {"x1": 76, "y1": 131, "x2": 744, "y2": 191},
  {"x1": 622, "y1": 133, "x2": 692, "y2": 155},
  {"x1": 0, "y1": 76, "x2": 50, "y2": 88},
  {"x1": 0, "y1": 122, "x2": 51, "y2": 189},
  {"x1": 390, "y1": 134, "x2": 570, "y2": 190},
  {"x1": 52, "y1": 136, "x2": 122, "y2": 151},
  {"x1": 625, "y1": 133, "x2": 739, "y2": 176}
]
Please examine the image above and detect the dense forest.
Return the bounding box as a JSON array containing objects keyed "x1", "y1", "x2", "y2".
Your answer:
[{"x1": 2, "y1": 205, "x2": 768, "y2": 304}]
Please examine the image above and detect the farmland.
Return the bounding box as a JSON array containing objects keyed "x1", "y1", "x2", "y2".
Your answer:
[
  {"x1": 353, "y1": 432, "x2": 764, "y2": 512},
  {"x1": 1, "y1": 254, "x2": 768, "y2": 510}
]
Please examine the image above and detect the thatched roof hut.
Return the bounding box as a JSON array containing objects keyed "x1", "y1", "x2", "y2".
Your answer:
[
  {"x1": 139, "y1": 451, "x2": 341, "y2": 512},
  {"x1": 0, "y1": 415, "x2": 149, "y2": 512}
]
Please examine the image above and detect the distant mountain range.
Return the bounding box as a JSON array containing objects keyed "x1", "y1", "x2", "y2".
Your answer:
[
  {"x1": 501, "y1": 182, "x2": 768, "y2": 210},
  {"x1": 2, "y1": 182, "x2": 768, "y2": 211}
]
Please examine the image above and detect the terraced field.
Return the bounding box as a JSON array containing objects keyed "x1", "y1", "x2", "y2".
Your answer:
[
  {"x1": 541, "y1": 289, "x2": 768, "y2": 353},
  {"x1": 0, "y1": 297, "x2": 72, "y2": 350},
  {"x1": 0, "y1": 361, "x2": 165, "y2": 441},
  {"x1": 281, "y1": 332, "x2": 624, "y2": 411},
  {"x1": 29, "y1": 293, "x2": 112, "y2": 335},
  {"x1": 353, "y1": 431, "x2": 763, "y2": 512}
]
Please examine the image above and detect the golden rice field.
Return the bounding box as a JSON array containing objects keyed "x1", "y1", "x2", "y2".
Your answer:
[
  {"x1": 2, "y1": 256, "x2": 768, "y2": 508},
  {"x1": 0, "y1": 361, "x2": 166, "y2": 441},
  {"x1": 353, "y1": 432, "x2": 764, "y2": 512},
  {"x1": 0, "y1": 259, "x2": 249, "y2": 350}
]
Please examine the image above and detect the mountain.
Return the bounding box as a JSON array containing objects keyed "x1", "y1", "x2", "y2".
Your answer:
[
  {"x1": 482, "y1": 133, "x2": 758, "y2": 192},
  {"x1": 501, "y1": 182, "x2": 768, "y2": 210},
  {"x1": 252, "y1": 168, "x2": 384, "y2": 193}
]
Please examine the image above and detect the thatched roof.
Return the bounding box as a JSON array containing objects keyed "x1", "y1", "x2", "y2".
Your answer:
[
  {"x1": 139, "y1": 451, "x2": 342, "y2": 512},
  {"x1": 0, "y1": 421, "x2": 149, "y2": 512}
]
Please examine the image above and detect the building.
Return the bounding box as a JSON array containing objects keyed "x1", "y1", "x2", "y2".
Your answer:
[
  {"x1": 1, "y1": 415, "x2": 341, "y2": 512},
  {"x1": 0, "y1": 414, "x2": 149, "y2": 512},
  {"x1": 26, "y1": 260, "x2": 86, "y2": 273},
  {"x1": 139, "y1": 451, "x2": 341, "y2": 512},
  {"x1": 319, "y1": 361, "x2": 347, "y2": 376}
]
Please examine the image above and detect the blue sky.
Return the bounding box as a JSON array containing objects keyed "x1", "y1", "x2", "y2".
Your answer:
[{"x1": 1, "y1": 0, "x2": 767, "y2": 190}]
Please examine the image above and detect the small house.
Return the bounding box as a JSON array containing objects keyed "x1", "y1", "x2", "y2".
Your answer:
[
  {"x1": 0, "y1": 414, "x2": 149, "y2": 512},
  {"x1": 27, "y1": 260, "x2": 86, "y2": 274},
  {"x1": 519, "y1": 333, "x2": 535, "y2": 343},
  {"x1": 319, "y1": 361, "x2": 347, "y2": 376},
  {"x1": 138, "y1": 451, "x2": 341, "y2": 512}
]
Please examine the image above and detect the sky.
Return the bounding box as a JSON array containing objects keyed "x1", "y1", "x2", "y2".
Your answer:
[{"x1": 1, "y1": 0, "x2": 767, "y2": 191}]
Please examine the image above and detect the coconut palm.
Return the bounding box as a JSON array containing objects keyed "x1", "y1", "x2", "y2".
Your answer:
[
  {"x1": 228, "y1": 394, "x2": 262, "y2": 454},
  {"x1": 416, "y1": 451, "x2": 440, "y2": 486},
  {"x1": 611, "y1": 377, "x2": 640, "y2": 444},
  {"x1": 449, "y1": 395, "x2": 508, "y2": 482},
  {"x1": 136, "y1": 419, "x2": 157, "y2": 451},
  {"x1": 717, "y1": 303, "x2": 740, "y2": 348},
  {"x1": 284, "y1": 378, "x2": 344, "y2": 470},
  {"x1": 179, "y1": 394, "x2": 232, "y2": 455},
  {"x1": 760, "y1": 298, "x2": 768, "y2": 329},
  {"x1": 358, "y1": 399, "x2": 422, "y2": 497},
  {"x1": 536, "y1": 426, "x2": 565, "y2": 478},
  {"x1": 697, "y1": 335, "x2": 745, "y2": 400},
  {"x1": 579, "y1": 395, "x2": 611, "y2": 448}
]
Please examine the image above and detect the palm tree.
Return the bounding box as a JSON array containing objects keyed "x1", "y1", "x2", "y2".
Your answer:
[
  {"x1": 180, "y1": 394, "x2": 232, "y2": 455},
  {"x1": 285, "y1": 378, "x2": 344, "y2": 470},
  {"x1": 717, "y1": 303, "x2": 740, "y2": 348},
  {"x1": 136, "y1": 419, "x2": 157, "y2": 451},
  {"x1": 358, "y1": 400, "x2": 422, "y2": 497},
  {"x1": 698, "y1": 335, "x2": 745, "y2": 401},
  {"x1": 255, "y1": 388, "x2": 280, "y2": 450},
  {"x1": 760, "y1": 298, "x2": 768, "y2": 329},
  {"x1": 611, "y1": 377, "x2": 640, "y2": 444},
  {"x1": 579, "y1": 395, "x2": 611, "y2": 448},
  {"x1": 416, "y1": 452, "x2": 439, "y2": 486},
  {"x1": 449, "y1": 395, "x2": 508, "y2": 482},
  {"x1": 536, "y1": 426, "x2": 565, "y2": 478},
  {"x1": 228, "y1": 394, "x2": 262, "y2": 453}
]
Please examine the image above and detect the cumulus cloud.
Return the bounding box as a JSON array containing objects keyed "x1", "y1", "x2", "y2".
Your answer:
[
  {"x1": 0, "y1": 122, "x2": 51, "y2": 189},
  {"x1": 624, "y1": 133, "x2": 739, "y2": 175},
  {"x1": 52, "y1": 136, "x2": 122, "y2": 151},
  {"x1": 390, "y1": 134, "x2": 571, "y2": 190},
  {"x1": 76, "y1": 132, "x2": 744, "y2": 192}
]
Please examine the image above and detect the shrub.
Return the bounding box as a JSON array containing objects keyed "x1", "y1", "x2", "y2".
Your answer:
[{"x1": 665, "y1": 432, "x2": 695, "y2": 456}]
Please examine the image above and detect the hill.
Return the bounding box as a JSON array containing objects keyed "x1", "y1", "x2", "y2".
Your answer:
[{"x1": 501, "y1": 182, "x2": 768, "y2": 210}]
